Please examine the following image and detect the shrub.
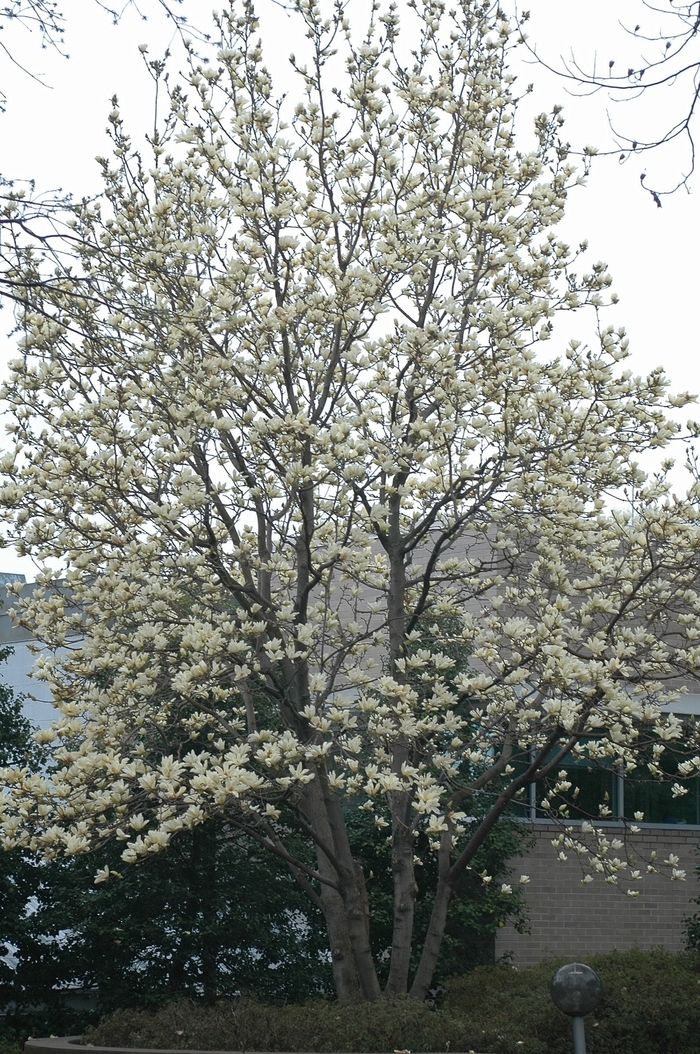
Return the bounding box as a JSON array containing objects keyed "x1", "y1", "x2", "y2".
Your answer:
[
  {"x1": 443, "y1": 947, "x2": 700, "y2": 1054},
  {"x1": 85, "y1": 997, "x2": 465, "y2": 1052},
  {"x1": 85, "y1": 948, "x2": 700, "y2": 1053}
]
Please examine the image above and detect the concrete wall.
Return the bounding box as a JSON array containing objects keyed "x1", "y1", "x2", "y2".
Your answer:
[{"x1": 495, "y1": 822, "x2": 700, "y2": 964}]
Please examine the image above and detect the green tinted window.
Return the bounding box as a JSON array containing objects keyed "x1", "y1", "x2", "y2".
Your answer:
[
  {"x1": 504, "y1": 730, "x2": 700, "y2": 826},
  {"x1": 504, "y1": 750, "x2": 534, "y2": 819},
  {"x1": 624, "y1": 743, "x2": 700, "y2": 825},
  {"x1": 536, "y1": 749, "x2": 617, "y2": 820}
]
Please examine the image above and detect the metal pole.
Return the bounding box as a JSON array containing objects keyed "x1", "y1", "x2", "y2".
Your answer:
[{"x1": 572, "y1": 1016, "x2": 586, "y2": 1054}]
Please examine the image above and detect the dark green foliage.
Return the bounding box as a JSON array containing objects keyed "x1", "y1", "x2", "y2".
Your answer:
[
  {"x1": 4, "y1": 825, "x2": 333, "y2": 1032},
  {"x1": 0, "y1": 636, "x2": 531, "y2": 1037},
  {"x1": 0, "y1": 1044, "x2": 21, "y2": 1054},
  {"x1": 86, "y1": 949, "x2": 700, "y2": 1052},
  {"x1": 0, "y1": 646, "x2": 54, "y2": 1036},
  {"x1": 687, "y1": 907, "x2": 700, "y2": 953},
  {"x1": 10, "y1": 810, "x2": 528, "y2": 1027},
  {"x1": 684, "y1": 844, "x2": 700, "y2": 954},
  {"x1": 443, "y1": 948, "x2": 700, "y2": 1054},
  {"x1": 85, "y1": 994, "x2": 467, "y2": 1051},
  {"x1": 5, "y1": 810, "x2": 529, "y2": 1033},
  {"x1": 0, "y1": 644, "x2": 332, "y2": 1034},
  {"x1": 0, "y1": 629, "x2": 525, "y2": 1034},
  {"x1": 346, "y1": 809, "x2": 531, "y2": 987}
]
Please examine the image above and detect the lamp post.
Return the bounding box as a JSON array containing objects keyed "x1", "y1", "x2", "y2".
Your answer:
[{"x1": 549, "y1": 962, "x2": 603, "y2": 1054}]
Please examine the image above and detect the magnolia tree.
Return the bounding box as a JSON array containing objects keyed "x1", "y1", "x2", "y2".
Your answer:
[{"x1": 2, "y1": 0, "x2": 700, "y2": 1004}]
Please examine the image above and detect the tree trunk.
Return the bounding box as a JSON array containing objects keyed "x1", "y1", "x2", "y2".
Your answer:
[
  {"x1": 382, "y1": 494, "x2": 419, "y2": 994},
  {"x1": 300, "y1": 772, "x2": 383, "y2": 1001},
  {"x1": 301, "y1": 777, "x2": 363, "y2": 1002},
  {"x1": 409, "y1": 872, "x2": 454, "y2": 1001},
  {"x1": 318, "y1": 869, "x2": 363, "y2": 1002},
  {"x1": 410, "y1": 786, "x2": 523, "y2": 1000},
  {"x1": 384, "y1": 785, "x2": 418, "y2": 994},
  {"x1": 321, "y1": 775, "x2": 382, "y2": 1000}
]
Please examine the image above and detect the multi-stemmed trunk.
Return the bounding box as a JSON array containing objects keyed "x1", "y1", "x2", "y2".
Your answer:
[
  {"x1": 295, "y1": 759, "x2": 525, "y2": 1002},
  {"x1": 298, "y1": 788, "x2": 465, "y2": 1003},
  {"x1": 284, "y1": 470, "x2": 499, "y2": 1001}
]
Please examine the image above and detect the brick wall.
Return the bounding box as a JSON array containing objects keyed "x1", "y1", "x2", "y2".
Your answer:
[{"x1": 494, "y1": 823, "x2": 700, "y2": 964}]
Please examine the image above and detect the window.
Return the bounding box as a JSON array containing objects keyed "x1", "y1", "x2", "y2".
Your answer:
[
  {"x1": 623, "y1": 741, "x2": 700, "y2": 825},
  {"x1": 507, "y1": 726, "x2": 700, "y2": 826},
  {"x1": 534, "y1": 741, "x2": 617, "y2": 821}
]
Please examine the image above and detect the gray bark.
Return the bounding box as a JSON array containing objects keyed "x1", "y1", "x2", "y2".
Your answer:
[
  {"x1": 409, "y1": 871, "x2": 455, "y2": 1001},
  {"x1": 321, "y1": 774, "x2": 382, "y2": 1000},
  {"x1": 385, "y1": 785, "x2": 418, "y2": 994},
  {"x1": 301, "y1": 776, "x2": 363, "y2": 1002}
]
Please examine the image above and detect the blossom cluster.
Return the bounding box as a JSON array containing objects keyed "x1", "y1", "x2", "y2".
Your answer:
[{"x1": 0, "y1": 1, "x2": 699, "y2": 985}]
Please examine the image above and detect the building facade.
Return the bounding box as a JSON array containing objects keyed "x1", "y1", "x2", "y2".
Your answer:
[
  {"x1": 495, "y1": 822, "x2": 700, "y2": 963},
  {"x1": 495, "y1": 691, "x2": 700, "y2": 963}
]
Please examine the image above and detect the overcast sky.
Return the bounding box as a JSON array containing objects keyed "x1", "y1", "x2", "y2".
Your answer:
[{"x1": 0, "y1": 0, "x2": 698, "y2": 579}]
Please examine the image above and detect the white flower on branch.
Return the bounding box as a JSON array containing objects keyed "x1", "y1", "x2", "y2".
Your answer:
[{"x1": 1, "y1": 0, "x2": 699, "y2": 1005}]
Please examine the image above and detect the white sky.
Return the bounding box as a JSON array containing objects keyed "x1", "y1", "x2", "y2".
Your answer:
[{"x1": 0, "y1": 0, "x2": 698, "y2": 579}]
